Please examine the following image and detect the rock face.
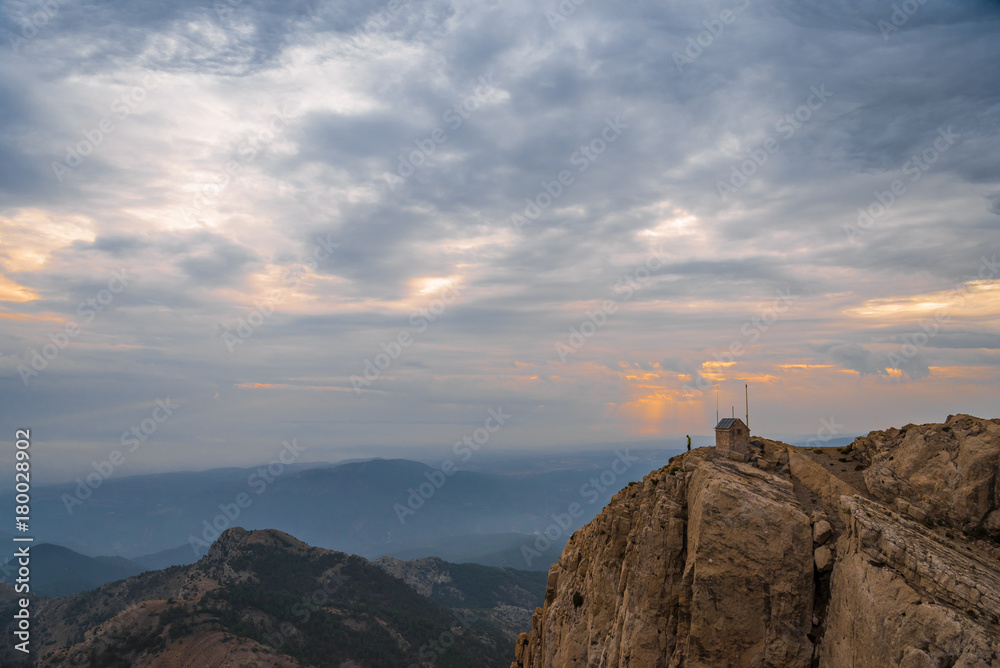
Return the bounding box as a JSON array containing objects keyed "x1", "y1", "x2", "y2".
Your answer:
[
  {"x1": 852, "y1": 414, "x2": 1000, "y2": 533},
  {"x1": 512, "y1": 455, "x2": 814, "y2": 667},
  {"x1": 512, "y1": 416, "x2": 1000, "y2": 668},
  {"x1": 819, "y1": 495, "x2": 1000, "y2": 667}
]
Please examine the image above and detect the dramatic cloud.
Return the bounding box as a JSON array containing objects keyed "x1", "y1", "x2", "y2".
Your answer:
[{"x1": 1, "y1": 0, "x2": 998, "y2": 481}]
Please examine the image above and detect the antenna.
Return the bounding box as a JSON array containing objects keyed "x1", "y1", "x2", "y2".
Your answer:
[
  {"x1": 732, "y1": 406, "x2": 734, "y2": 418},
  {"x1": 745, "y1": 384, "x2": 749, "y2": 428},
  {"x1": 716, "y1": 385, "x2": 719, "y2": 425}
]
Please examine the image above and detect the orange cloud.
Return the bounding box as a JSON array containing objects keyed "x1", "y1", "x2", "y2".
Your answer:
[
  {"x1": 0, "y1": 275, "x2": 36, "y2": 303},
  {"x1": 0, "y1": 209, "x2": 95, "y2": 273},
  {"x1": 235, "y1": 382, "x2": 355, "y2": 391},
  {"x1": 846, "y1": 279, "x2": 1000, "y2": 322}
]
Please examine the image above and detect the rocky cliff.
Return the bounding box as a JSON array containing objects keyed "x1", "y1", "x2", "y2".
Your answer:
[{"x1": 511, "y1": 414, "x2": 1000, "y2": 668}]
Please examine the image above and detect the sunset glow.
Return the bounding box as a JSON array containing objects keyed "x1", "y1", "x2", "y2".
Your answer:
[{"x1": 0, "y1": 0, "x2": 996, "y2": 482}]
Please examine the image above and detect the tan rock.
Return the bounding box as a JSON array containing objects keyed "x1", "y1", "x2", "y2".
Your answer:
[
  {"x1": 513, "y1": 632, "x2": 528, "y2": 664},
  {"x1": 786, "y1": 447, "x2": 862, "y2": 509},
  {"x1": 899, "y1": 647, "x2": 938, "y2": 668},
  {"x1": 510, "y1": 460, "x2": 813, "y2": 667},
  {"x1": 512, "y1": 416, "x2": 1000, "y2": 668},
  {"x1": 814, "y1": 545, "x2": 833, "y2": 571},
  {"x1": 813, "y1": 520, "x2": 833, "y2": 545},
  {"x1": 817, "y1": 494, "x2": 1000, "y2": 666},
  {"x1": 853, "y1": 414, "x2": 1000, "y2": 531}
]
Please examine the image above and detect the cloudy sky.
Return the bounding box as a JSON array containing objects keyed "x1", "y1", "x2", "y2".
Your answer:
[{"x1": 1, "y1": 0, "x2": 998, "y2": 481}]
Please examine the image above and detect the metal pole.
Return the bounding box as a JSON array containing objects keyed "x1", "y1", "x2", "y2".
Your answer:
[{"x1": 745, "y1": 384, "x2": 749, "y2": 428}]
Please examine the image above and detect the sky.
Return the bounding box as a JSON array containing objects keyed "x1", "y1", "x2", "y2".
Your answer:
[{"x1": 0, "y1": 0, "x2": 998, "y2": 482}]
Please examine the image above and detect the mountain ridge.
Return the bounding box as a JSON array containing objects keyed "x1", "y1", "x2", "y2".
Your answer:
[
  {"x1": 4, "y1": 454, "x2": 665, "y2": 570},
  {"x1": 511, "y1": 414, "x2": 1000, "y2": 667},
  {"x1": 0, "y1": 543, "x2": 145, "y2": 598},
  {"x1": 0, "y1": 527, "x2": 546, "y2": 667}
]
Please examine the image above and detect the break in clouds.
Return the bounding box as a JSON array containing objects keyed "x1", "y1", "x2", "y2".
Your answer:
[{"x1": 0, "y1": 0, "x2": 998, "y2": 480}]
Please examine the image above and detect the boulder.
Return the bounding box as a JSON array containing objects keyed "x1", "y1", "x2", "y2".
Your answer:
[
  {"x1": 813, "y1": 520, "x2": 833, "y2": 545},
  {"x1": 814, "y1": 545, "x2": 833, "y2": 571},
  {"x1": 853, "y1": 415, "x2": 1000, "y2": 531}
]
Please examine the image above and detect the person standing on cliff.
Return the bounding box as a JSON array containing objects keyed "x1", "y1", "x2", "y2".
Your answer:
[{"x1": 686, "y1": 435, "x2": 691, "y2": 451}]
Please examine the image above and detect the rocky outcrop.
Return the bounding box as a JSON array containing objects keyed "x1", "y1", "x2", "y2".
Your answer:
[
  {"x1": 373, "y1": 555, "x2": 546, "y2": 640},
  {"x1": 375, "y1": 556, "x2": 455, "y2": 597},
  {"x1": 852, "y1": 414, "x2": 1000, "y2": 533},
  {"x1": 512, "y1": 454, "x2": 814, "y2": 667},
  {"x1": 198, "y1": 526, "x2": 317, "y2": 587},
  {"x1": 819, "y1": 495, "x2": 1000, "y2": 667},
  {"x1": 512, "y1": 416, "x2": 1000, "y2": 668}
]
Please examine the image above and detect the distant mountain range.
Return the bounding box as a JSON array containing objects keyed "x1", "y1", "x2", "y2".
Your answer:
[
  {"x1": 2, "y1": 452, "x2": 674, "y2": 571},
  {"x1": 0, "y1": 527, "x2": 547, "y2": 667},
  {"x1": 0, "y1": 543, "x2": 145, "y2": 598},
  {"x1": 0, "y1": 542, "x2": 217, "y2": 598}
]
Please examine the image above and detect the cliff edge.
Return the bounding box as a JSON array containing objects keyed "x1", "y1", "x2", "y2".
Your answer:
[{"x1": 511, "y1": 414, "x2": 1000, "y2": 668}]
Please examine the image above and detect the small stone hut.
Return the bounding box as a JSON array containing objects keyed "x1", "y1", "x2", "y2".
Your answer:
[{"x1": 715, "y1": 418, "x2": 750, "y2": 454}]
